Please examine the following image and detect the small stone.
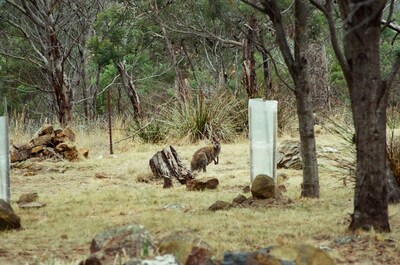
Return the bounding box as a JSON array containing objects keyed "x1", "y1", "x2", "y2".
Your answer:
[
  {"x1": 19, "y1": 202, "x2": 46, "y2": 209},
  {"x1": 208, "y1": 200, "x2": 233, "y2": 211},
  {"x1": 79, "y1": 148, "x2": 89, "y2": 158},
  {"x1": 186, "y1": 177, "x2": 219, "y2": 191},
  {"x1": 31, "y1": 145, "x2": 44, "y2": 154},
  {"x1": 232, "y1": 194, "x2": 247, "y2": 204},
  {"x1": 17, "y1": 192, "x2": 39, "y2": 204}
]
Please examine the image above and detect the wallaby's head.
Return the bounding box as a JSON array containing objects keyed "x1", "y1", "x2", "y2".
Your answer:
[{"x1": 211, "y1": 137, "x2": 221, "y2": 151}]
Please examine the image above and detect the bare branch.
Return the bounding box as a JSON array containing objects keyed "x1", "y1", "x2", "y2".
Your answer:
[
  {"x1": 167, "y1": 26, "x2": 244, "y2": 47},
  {"x1": 381, "y1": 19, "x2": 400, "y2": 33},
  {"x1": 381, "y1": 0, "x2": 395, "y2": 32}
]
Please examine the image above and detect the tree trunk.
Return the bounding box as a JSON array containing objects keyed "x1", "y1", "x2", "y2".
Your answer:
[
  {"x1": 255, "y1": 0, "x2": 320, "y2": 197},
  {"x1": 258, "y1": 27, "x2": 272, "y2": 97},
  {"x1": 308, "y1": 42, "x2": 330, "y2": 112},
  {"x1": 294, "y1": 0, "x2": 320, "y2": 197},
  {"x1": 295, "y1": 86, "x2": 320, "y2": 197},
  {"x1": 48, "y1": 62, "x2": 73, "y2": 126},
  {"x1": 340, "y1": 0, "x2": 390, "y2": 232},
  {"x1": 242, "y1": 14, "x2": 258, "y2": 98},
  {"x1": 45, "y1": 14, "x2": 73, "y2": 126},
  {"x1": 115, "y1": 61, "x2": 142, "y2": 123}
]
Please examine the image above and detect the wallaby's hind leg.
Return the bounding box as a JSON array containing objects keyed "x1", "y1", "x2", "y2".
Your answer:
[{"x1": 198, "y1": 153, "x2": 208, "y2": 172}]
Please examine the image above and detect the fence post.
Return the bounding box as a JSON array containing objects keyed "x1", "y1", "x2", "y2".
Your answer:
[{"x1": 0, "y1": 97, "x2": 10, "y2": 202}]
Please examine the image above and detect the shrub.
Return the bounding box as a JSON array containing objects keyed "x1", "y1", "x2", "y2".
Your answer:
[{"x1": 160, "y1": 92, "x2": 246, "y2": 142}]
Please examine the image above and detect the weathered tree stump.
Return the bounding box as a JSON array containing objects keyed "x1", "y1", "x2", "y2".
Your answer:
[{"x1": 149, "y1": 146, "x2": 194, "y2": 188}]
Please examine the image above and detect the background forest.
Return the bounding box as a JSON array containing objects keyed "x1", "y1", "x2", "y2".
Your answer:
[{"x1": 3, "y1": 0, "x2": 400, "y2": 141}]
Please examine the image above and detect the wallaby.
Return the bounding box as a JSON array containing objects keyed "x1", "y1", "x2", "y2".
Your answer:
[{"x1": 190, "y1": 139, "x2": 221, "y2": 172}]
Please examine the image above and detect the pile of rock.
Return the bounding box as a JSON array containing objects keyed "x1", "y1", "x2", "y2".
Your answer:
[
  {"x1": 10, "y1": 124, "x2": 88, "y2": 163},
  {"x1": 277, "y1": 140, "x2": 302, "y2": 170}
]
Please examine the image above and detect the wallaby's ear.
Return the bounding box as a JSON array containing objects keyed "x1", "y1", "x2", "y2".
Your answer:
[{"x1": 211, "y1": 135, "x2": 220, "y2": 143}]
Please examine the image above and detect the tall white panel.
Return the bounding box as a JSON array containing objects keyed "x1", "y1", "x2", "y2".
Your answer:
[
  {"x1": 249, "y1": 99, "x2": 277, "y2": 182},
  {"x1": 0, "y1": 98, "x2": 10, "y2": 202}
]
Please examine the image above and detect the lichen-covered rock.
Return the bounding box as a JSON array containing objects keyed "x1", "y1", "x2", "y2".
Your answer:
[
  {"x1": 158, "y1": 234, "x2": 213, "y2": 265},
  {"x1": 89, "y1": 224, "x2": 155, "y2": 258},
  {"x1": 222, "y1": 245, "x2": 334, "y2": 265}
]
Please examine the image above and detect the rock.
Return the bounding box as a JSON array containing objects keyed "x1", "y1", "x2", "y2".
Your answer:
[
  {"x1": 186, "y1": 177, "x2": 219, "y2": 191},
  {"x1": 79, "y1": 147, "x2": 89, "y2": 158},
  {"x1": 17, "y1": 192, "x2": 39, "y2": 205},
  {"x1": 89, "y1": 224, "x2": 155, "y2": 258},
  {"x1": 31, "y1": 134, "x2": 53, "y2": 146},
  {"x1": 63, "y1": 149, "x2": 79, "y2": 161},
  {"x1": 56, "y1": 141, "x2": 76, "y2": 152},
  {"x1": 10, "y1": 147, "x2": 31, "y2": 163},
  {"x1": 13, "y1": 142, "x2": 34, "y2": 150},
  {"x1": 185, "y1": 247, "x2": 216, "y2": 265},
  {"x1": 31, "y1": 145, "x2": 44, "y2": 154},
  {"x1": 80, "y1": 224, "x2": 155, "y2": 265},
  {"x1": 63, "y1": 127, "x2": 76, "y2": 142},
  {"x1": 276, "y1": 140, "x2": 303, "y2": 170},
  {"x1": 251, "y1": 174, "x2": 275, "y2": 199},
  {"x1": 208, "y1": 200, "x2": 233, "y2": 211},
  {"x1": 221, "y1": 245, "x2": 334, "y2": 265},
  {"x1": 141, "y1": 254, "x2": 178, "y2": 265},
  {"x1": 0, "y1": 199, "x2": 21, "y2": 231},
  {"x1": 36, "y1": 124, "x2": 54, "y2": 136},
  {"x1": 158, "y1": 234, "x2": 212, "y2": 265},
  {"x1": 19, "y1": 202, "x2": 46, "y2": 209},
  {"x1": 162, "y1": 203, "x2": 185, "y2": 212},
  {"x1": 232, "y1": 194, "x2": 247, "y2": 204}
]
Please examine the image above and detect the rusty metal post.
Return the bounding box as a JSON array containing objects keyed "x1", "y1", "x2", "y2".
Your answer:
[{"x1": 107, "y1": 90, "x2": 113, "y2": 155}]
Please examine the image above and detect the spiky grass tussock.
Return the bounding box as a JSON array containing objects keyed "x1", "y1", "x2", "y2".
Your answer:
[
  {"x1": 387, "y1": 130, "x2": 400, "y2": 186},
  {"x1": 159, "y1": 93, "x2": 247, "y2": 142}
]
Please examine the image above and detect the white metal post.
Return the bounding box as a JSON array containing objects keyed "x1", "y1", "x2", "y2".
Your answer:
[{"x1": 0, "y1": 97, "x2": 10, "y2": 202}]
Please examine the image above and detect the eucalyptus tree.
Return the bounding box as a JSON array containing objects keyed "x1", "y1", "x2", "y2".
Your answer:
[
  {"x1": 0, "y1": 0, "x2": 102, "y2": 125},
  {"x1": 89, "y1": 3, "x2": 146, "y2": 122},
  {"x1": 244, "y1": 0, "x2": 320, "y2": 197},
  {"x1": 311, "y1": 0, "x2": 400, "y2": 232}
]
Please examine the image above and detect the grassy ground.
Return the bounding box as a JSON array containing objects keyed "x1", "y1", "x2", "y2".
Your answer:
[{"x1": 1, "y1": 123, "x2": 400, "y2": 265}]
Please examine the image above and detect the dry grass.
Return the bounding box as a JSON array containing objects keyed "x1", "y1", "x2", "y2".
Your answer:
[{"x1": 1, "y1": 123, "x2": 400, "y2": 265}]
